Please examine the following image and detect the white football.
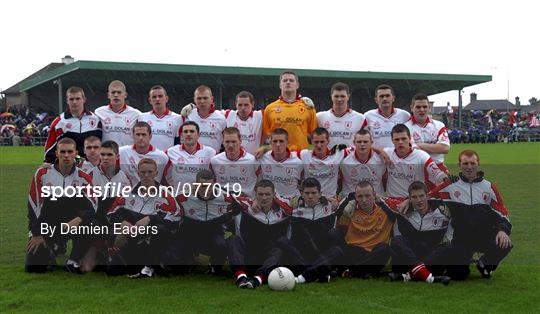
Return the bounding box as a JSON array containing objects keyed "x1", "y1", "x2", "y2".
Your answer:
[{"x1": 268, "y1": 267, "x2": 295, "y2": 291}]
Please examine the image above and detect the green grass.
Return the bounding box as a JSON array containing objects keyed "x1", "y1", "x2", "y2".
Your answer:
[{"x1": 1, "y1": 144, "x2": 539, "y2": 313}]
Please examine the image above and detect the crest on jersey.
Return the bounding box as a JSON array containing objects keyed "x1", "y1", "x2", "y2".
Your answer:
[
  {"x1": 167, "y1": 122, "x2": 173, "y2": 128},
  {"x1": 299, "y1": 106, "x2": 305, "y2": 114},
  {"x1": 177, "y1": 156, "x2": 185, "y2": 164},
  {"x1": 199, "y1": 157, "x2": 205, "y2": 164},
  {"x1": 147, "y1": 120, "x2": 153, "y2": 126},
  {"x1": 104, "y1": 117, "x2": 111, "y2": 124},
  {"x1": 210, "y1": 122, "x2": 217, "y2": 129},
  {"x1": 125, "y1": 118, "x2": 131, "y2": 124},
  {"x1": 240, "y1": 166, "x2": 247, "y2": 174},
  {"x1": 130, "y1": 199, "x2": 135, "y2": 206},
  {"x1": 373, "y1": 121, "x2": 381, "y2": 129},
  {"x1": 432, "y1": 217, "x2": 439, "y2": 226},
  {"x1": 350, "y1": 168, "x2": 358, "y2": 176},
  {"x1": 264, "y1": 165, "x2": 272, "y2": 173},
  {"x1": 90, "y1": 119, "x2": 96, "y2": 127},
  {"x1": 189, "y1": 208, "x2": 195, "y2": 215},
  {"x1": 286, "y1": 167, "x2": 294, "y2": 176},
  {"x1": 482, "y1": 192, "x2": 490, "y2": 202},
  {"x1": 454, "y1": 190, "x2": 461, "y2": 198},
  {"x1": 323, "y1": 121, "x2": 330, "y2": 129},
  {"x1": 345, "y1": 121, "x2": 352, "y2": 129},
  {"x1": 413, "y1": 132, "x2": 421, "y2": 142},
  {"x1": 218, "y1": 165, "x2": 225, "y2": 174},
  {"x1": 66, "y1": 123, "x2": 72, "y2": 129},
  {"x1": 275, "y1": 106, "x2": 282, "y2": 113}
]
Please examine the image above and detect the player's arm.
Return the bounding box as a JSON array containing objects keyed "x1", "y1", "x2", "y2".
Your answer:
[
  {"x1": 43, "y1": 117, "x2": 61, "y2": 163},
  {"x1": 415, "y1": 142, "x2": 450, "y2": 154}
]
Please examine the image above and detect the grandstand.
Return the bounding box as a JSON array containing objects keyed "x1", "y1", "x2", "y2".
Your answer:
[{"x1": 2, "y1": 57, "x2": 490, "y2": 114}]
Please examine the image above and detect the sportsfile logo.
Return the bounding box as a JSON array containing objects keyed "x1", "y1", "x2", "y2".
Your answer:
[{"x1": 40, "y1": 182, "x2": 243, "y2": 200}]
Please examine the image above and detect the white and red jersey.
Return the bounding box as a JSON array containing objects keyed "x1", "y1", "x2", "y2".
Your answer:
[
  {"x1": 95, "y1": 104, "x2": 141, "y2": 146},
  {"x1": 317, "y1": 108, "x2": 367, "y2": 148},
  {"x1": 185, "y1": 107, "x2": 227, "y2": 152},
  {"x1": 118, "y1": 144, "x2": 169, "y2": 186},
  {"x1": 210, "y1": 149, "x2": 258, "y2": 197},
  {"x1": 258, "y1": 150, "x2": 303, "y2": 199},
  {"x1": 383, "y1": 147, "x2": 446, "y2": 198},
  {"x1": 44, "y1": 110, "x2": 102, "y2": 163},
  {"x1": 340, "y1": 148, "x2": 386, "y2": 197},
  {"x1": 78, "y1": 160, "x2": 98, "y2": 174},
  {"x1": 27, "y1": 164, "x2": 97, "y2": 236},
  {"x1": 430, "y1": 174, "x2": 509, "y2": 217},
  {"x1": 163, "y1": 143, "x2": 216, "y2": 187},
  {"x1": 365, "y1": 108, "x2": 410, "y2": 149},
  {"x1": 107, "y1": 185, "x2": 179, "y2": 219},
  {"x1": 300, "y1": 148, "x2": 346, "y2": 198},
  {"x1": 405, "y1": 116, "x2": 450, "y2": 165},
  {"x1": 138, "y1": 109, "x2": 182, "y2": 151},
  {"x1": 224, "y1": 109, "x2": 263, "y2": 155},
  {"x1": 87, "y1": 165, "x2": 133, "y2": 197},
  {"x1": 176, "y1": 193, "x2": 239, "y2": 222}
]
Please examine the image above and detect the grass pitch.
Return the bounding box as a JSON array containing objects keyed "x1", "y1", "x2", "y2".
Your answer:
[{"x1": 1, "y1": 143, "x2": 539, "y2": 313}]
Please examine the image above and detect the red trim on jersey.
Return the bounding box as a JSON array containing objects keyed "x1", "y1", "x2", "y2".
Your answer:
[
  {"x1": 274, "y1": 197, "x2": 293, "y2": 215},
  {"x1": 411, "y1": 115, "x2": 430, "y2": 127},
  {"x1": 360, "y1": 118, "x2": 368, "y2": 130},
  {"x1": 437, "y1": 126, "x2": 447, "y2": 139},
  {"x1": 157, "y1": 195, "x2": 178, "y2": 214},
  {"x1": 422, "y1": 157, "x2": 436, "y2": 188},
  {"x1": 271, "y1": 149, "x2": 291, "y2": 162},
  {"x1": 377, "y1": 107, "x2": 396, "y2": 119},
  {"x1": 312, "y1": 148, "x2": 331, "y2": 159},
  {"x1": 131, "y1": 144, "x2": 155, "y2": 154},
  {"x1": 428, "y1": 179, "x2": 451, "y2": 198},
  {"x1": 226, "y1": 148, "x2": 246, "y2": 161},
  {"x1": 331, "y1": 107, "x2": 351, "y2": 118},
  {"x1": 182, "y1": 143, "x2": 202, "y2": 154},
  {"x1": 108, "y1": 103, "x2": 127, "y2": 114},
  {"x1": 29, "y1": 168, "x2": 48, "y2": 207},
  {"x1": 490, "y1": 183, "x2": 509, "y2": 217},
  {"x1": 152, "y1": 108, "x2": 170, "y2": 119},
  {"x1": 395, "y1": 146, "x2": 414, "y2": 159},
  {"x1": 355, "y1": 149, "x2": 373, "y2": 164},
  {"x1": 108, "y1": 197, "x2": 126, "y2": 213},
  {"x1": 44, "y1": 116, "x2": 62, "y2": 154},
  {"x1": 224, "y1": 109, "x2": 232, "y2": 118}
]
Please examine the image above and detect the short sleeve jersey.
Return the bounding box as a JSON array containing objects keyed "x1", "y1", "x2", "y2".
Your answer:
[
  {"x1": 317, "y1": 108, "x2": 367, "y2": 148},
  {"x1": 263, "y1": 97, "x2": 317, "y2": 151},
  {"x1": 95, "y1": 104, "x2": 141, "y2": 146},
  {"x1": 365, "y1": 108, "x2": 410, "y2": 149}
]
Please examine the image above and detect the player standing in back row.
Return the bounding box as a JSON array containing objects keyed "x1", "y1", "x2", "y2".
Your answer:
[
  {"x1": 365, "y1": 84, "x2": 410, "y2": 150},
  {"x1": 316, "y1": 82, "x2": 367, "y2": 149},
  {"x1": 263, "y1": 71, "x2": 317, "y2": 151}
]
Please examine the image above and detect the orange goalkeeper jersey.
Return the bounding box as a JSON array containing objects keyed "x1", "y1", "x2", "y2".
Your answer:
[
  {"x1": 337, "y1": 204, "x2": 394, "y2": 252},
  {"x1": 263, "y1": 98, "x2": 317, "y2": 151}
]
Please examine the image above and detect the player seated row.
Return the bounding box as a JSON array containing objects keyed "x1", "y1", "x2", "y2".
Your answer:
[
  {"x1": 46, "y1": 80, "x2": 449, "y2": 172},
  {"x1": 26, "y1": 139, "x2": 511, "y2": 287},
  {"x1": 73, "y1": 120, "x2": 447, "y2": 201}
]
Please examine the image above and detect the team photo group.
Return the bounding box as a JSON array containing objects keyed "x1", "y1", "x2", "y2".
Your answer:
[{"x1": 25, "y1": 71, "x2": 512, "y2": 289}]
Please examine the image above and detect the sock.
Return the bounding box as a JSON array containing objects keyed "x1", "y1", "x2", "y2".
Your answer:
[
  {"x1": 410, "y1": 263, "x2": 433, "y2": 283},
  {"x1": 66, "y1": 259, "x2": 80, "y2": 268},
  {"x1": 295, "y1": 275, "x2": 306, "y2": 284},
  {"x1": 141, "y1": 266, "x2": 154, "y2": 277},
  {"x1": 234, "y1": 270, "x2": 247, "y2": 280},
  {"x1": 254, "y1": 276, "x2": 263, "y2": 285}
]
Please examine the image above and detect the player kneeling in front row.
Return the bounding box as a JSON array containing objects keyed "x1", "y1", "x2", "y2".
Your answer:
[
  {"x1": 163, "y1": 169, "x2": 238, "y2": 275},
  {"x1": 276, "y1": 178, "x2": 339, "y2": 284},
  {"x1": 26, "y1": 138, "x2": 97, "y2": 274},
  {"x1": 106, "y1": 158, "x2": 179, "y2": 278},
  {"x1": 295, "y1": 181, "x2": 394, "y2": 282},
  {"x1": 227, "y1": 180, "x2": 293, "y2": 289},
  {"x1": 386, "y1": 181, "x2": 452, "y2": 284}
]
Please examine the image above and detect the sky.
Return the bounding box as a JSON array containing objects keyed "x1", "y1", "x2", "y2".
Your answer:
[{"x1": 1, "y1": 0, "x2": 537, "y2": 107}]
